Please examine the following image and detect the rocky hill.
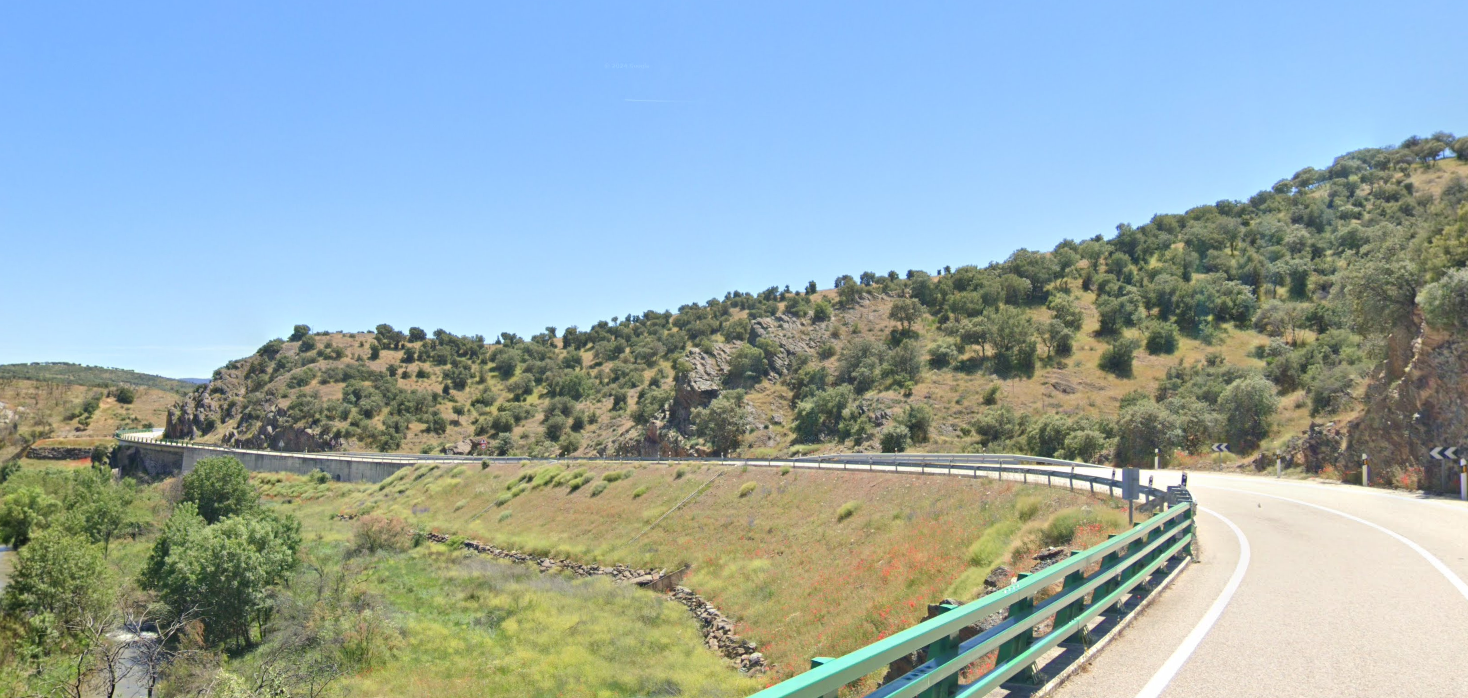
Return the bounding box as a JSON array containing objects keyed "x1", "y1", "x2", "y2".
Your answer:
[{"x1": 166, "y1": 135, "x2": 1468, "y2": 491}]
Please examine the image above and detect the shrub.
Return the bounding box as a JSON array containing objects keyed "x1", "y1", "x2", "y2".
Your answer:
[
  {"x1": 1098, "y1": 336, "x2": 1140, "y2": 378},
  {"x1": 113, "y1": 385, "x2": 136, "y2": 404},
  {"x1": 1419, "y1": 268, "x2": 1468, "y2": 330},
  {"x1": 836, "y1": 501, "x2": 861, "y2": 522},
  {"x1": 307, "y1": 468, "x2": 331, "y2": 484},
  {"x1": 1014, "y1": 496, "x2": 1042, "y2": 521},
  {"x1": 352, "y1": 515, "x2": 411, "y2": 555},
  {"x1": 879, "y1": 424, "x2": 911, "y2": 453},
  {"x1": 590, "y1": 482, "x2": 608, "y2": 497},
  {"x1": 1218, "y1": 375, "x2": 1279, "y2": 452},
  {"x1": 779, "y1": 466, "x2": 791, "y2": 476},
  {"x1": 982, "y1": 384, "x2": 1001, "y2": 405},
  {"x1": 674, "y1": 467, "x2": 687, "y2": 480},
  {"x1": 1041, "y1": 508, "x2": 1121, "y2": 547},
  {"x1": 1143, "y1": 321, "x2": 1179, "y2": 355},
  {"x1": 738, "y1": 481, "x2": 757, "y2": 498},
  {"x1": 632, "y1": 485, "x2": 649, "y2": 498},
  {"x1": 966, "y1": 520, "x2": 1021, "y2": 567},
  {"x1": 811, "y1": 301, "x2": 833, "y2": 322}
]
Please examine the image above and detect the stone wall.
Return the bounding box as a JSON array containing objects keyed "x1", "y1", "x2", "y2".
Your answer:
[
  {"x1": 25, "y1": 446, "x2": 94, "y2": 460},
  {"x1": 113, "y1": 440, "x2": 414, "y2": 483}
]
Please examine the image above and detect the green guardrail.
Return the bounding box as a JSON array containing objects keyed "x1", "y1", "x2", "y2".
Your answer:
[{"x1": 750, "y1": 501, "x2": 1194, "y2": 698}]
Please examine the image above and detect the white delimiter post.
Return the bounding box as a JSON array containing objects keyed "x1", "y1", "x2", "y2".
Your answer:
[
  {"x1": 1276, "y1": 457, "x2": 1282, "y2": 479},
  {"x1": 1154, "y1": 448, "x2": 1159, "y2": 471},
  {"x1": 1460, "y1": 458, "x2": 1466, "y2": 501},
  {"x1": 1363, "y1": 454, "x2": 1370, "y2": 488}
]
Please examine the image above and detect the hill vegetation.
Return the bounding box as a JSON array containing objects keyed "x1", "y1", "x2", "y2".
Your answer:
[
  {"x1": 1, "y1": 377, "x2": 176, "y2": 464},
  {"x1": 165, "y1": 133, "x2": 1468, "y2": 489},
  {"x1": 0, "y1": 363, "x2": 197, "y2": 394}
]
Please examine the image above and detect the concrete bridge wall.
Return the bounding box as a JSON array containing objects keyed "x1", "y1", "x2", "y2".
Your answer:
[{"x1": 114, "y1": 440, "x2": 420, "y2": 483}]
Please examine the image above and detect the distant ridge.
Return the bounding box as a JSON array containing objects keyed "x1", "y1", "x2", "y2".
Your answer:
[{"x1": 0, "y1": 362, "x2": 197, "y2": 394}]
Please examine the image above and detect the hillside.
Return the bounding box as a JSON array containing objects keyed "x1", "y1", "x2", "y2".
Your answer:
[
  {"x1": 166, "y1": 135, "x2": 1468, "y2": 490},
  {"x1": 0, "y1": 362, "x2": 197, "y2": 394},
  {"x1": 1, "y1": 377, "x2": 177, "y2": 463}
]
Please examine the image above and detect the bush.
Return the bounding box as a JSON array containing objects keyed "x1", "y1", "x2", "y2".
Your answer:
[
  {"x1": 1098, "y1": 336, "x2": 1140, "y2": 378},
  {"x1": 779, "y1": 466, "x2": 791, "y2": 476},
  {"x1": 1419, "y1": 268, "x2": 1468, "y2": 330},
  {"x1": 632, "y1": 485, "x2": 649, "y2": 498},
  {"x1": 1015, "y1": 495, "x2": 1042, "y2": 521},
  {"x1": 352, "y1": 515, "x2": 411, "y2": 555},
  {"x1": 811, "y1": 300, "x2": 833, "y2": 322},
  {"x1": 836, "y1": 501, "x2": 861, "y2": 522},
  {"x1": 1218, "y1": 376, "x2": 1279, "y2": 452},
  {"x1": 182, "y1": 457, "x2": 257, "y2": 524},
  {"x1": 590, "y1": 482, "x2": 608, "y2": 497},
  {"x1": 738, "y1": 481, "x2": 757, "y2": 498},
  {"x1": 1143, "y1": 321, "x2": 1179, "y2": 355},
  {"x1": 982, "y1": 384, "x2": 1002, "y2": 405},
  {"x1": 966, "y1": 520, "x2": 1021, "y2": 567},
  {"x1": 879, "y1": 424, "x2": 911, "y2": 453},
  {"x1": 113, "y1": 385, "x2": 136, "y2": 404}
]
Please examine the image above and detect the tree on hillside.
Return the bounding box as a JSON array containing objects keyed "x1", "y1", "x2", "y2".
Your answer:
[
  {"x1": 693, "y1": 391, "x2": 752, "y2": 456},
  {"x1": 1419, "y1": 268, "x2": 1468, "y2": 331},
  {"x1": 182, "y1": 457, "x2": 257, "y2": 524},
  {"x1": 63, "y1": 470, "x2": 136, "y2": 557},
  {"x1": 1114, "y1": 401, "x2": 1183, "y2": 468},
  {"x1": 889, "y1": 298, "x2": 923, "y2": 332},
  {"x1": 836, "y1": 340, "x2": 889, "y2": 393},
  {"x1": 1218, "y1": 376, "x2": 1278, "y2": 453},
  {"x1": 288, "y1": 325, "x2": 311, "y2": 342}
]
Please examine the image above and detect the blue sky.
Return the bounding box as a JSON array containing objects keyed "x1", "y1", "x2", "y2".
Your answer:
[{"x1": 3, "y1": 2, "x2": 1465, "y2": 378}]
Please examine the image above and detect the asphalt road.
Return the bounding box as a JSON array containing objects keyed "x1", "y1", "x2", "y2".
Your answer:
[{"x1": 1054, "y1": 470, "x2": 1468, "y2": 698}]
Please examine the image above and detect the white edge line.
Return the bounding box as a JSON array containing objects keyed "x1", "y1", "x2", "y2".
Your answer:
[
  {"x1": 1133, "y1": 507, "x2": 1250, "y2": 698},
  {"x1": 1205, "y1": 485, "x2": 1468, "y2": 602}
]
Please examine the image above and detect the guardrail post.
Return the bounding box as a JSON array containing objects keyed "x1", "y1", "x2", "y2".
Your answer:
[
  {"x1": 1054, "y1": 552, "x2": 1091, "y2": 646},
  {"x1": 919, "y1": 603, "x2": 962, "y2": 697},
  {"x1": 995, "y1": 574, "x2": 1040, "y2": 685}
]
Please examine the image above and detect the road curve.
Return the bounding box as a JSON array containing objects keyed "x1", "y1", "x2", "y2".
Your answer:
[{"x1": 1053, "y1": 470, "x2": 1468, "y2": 698}]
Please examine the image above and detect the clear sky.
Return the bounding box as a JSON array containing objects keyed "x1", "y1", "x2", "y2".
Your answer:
[{"x1": 3, "y1": 2, "x2": 1465, "y2": 378}]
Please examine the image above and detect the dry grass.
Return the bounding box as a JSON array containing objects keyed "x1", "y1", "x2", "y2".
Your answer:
[{"x1": 277, "y1": 461, "x2": 1128, "y2": 680}]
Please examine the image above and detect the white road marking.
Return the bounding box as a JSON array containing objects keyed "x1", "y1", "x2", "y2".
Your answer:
[
  {"x1": 1192, "y1": 474, "x2": 1468, "y2": 513},
  {"x1": 1204, "y1": 485, "x2": 1468, "y2": 603},
  {"x1": 1133, "y1": 507, "x2": 1250, "y2": 698}
]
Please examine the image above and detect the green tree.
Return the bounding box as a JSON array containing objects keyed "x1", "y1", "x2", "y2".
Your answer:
[
  {"x1": 167, "y1": 511, "x2": 298, "y2": 647},
  {"x1": 888, "y1": 298, "x2": 923, "y2": 332},
  {"x1": 836, "y1": 339, "x2": 889, "y2": 393},
  {"x1": 63, "y1": 470, "x2": 136, "y2": 557},
  {"x1": 693, "y1": 391, "x2": 752, "y2": 456},
  {"x1": 1098, "y1": 336, "x2": 1140, "y2": 378},
  {"x1": 725, "y1": 344, "x2": 767, "y2": 387},
  {"x1": 288, "y1": 325, "x2": 312, "y2": 342},
  {"x1": 0, "y1": 486, "x2": 62, "y2": 548},
  {"x1": 1041, "y1": 319, "x2": 1075, "y2": 358},
  {"x1": 1114, "y1": 401, "x2": 1183, "y2": 468},
  {"x1": 901, "y1": 404, "x2": 933, "y2": 443},
  {"x1": 1418, "y1": 267, "x2": 1468, "y2": 331},
  {"x1": 182, "y1": 457, "x2": 257, "y2": 524},
  {"x1": 879, "y1": 424, "x2": 911, "y2": 453},
  {"x1": 1, "y1": 529, "x2": 109, "y2": 634},
  {"x1": 1143, "y1": 321, "x2": 1179, "y2": 355},
  {"x1": 984, "y1": 306, "x2": 1037, "y2": 375},
  {"x1": 811, "y1": 300, "x2": 833, "y2": 322},
  {"x1": 883, "y1": 339, "x2": 925, "y2": 387},
  {"x1": 1063, "y1": 430, "x2": 1106, "y2": 463},
  {"x1": 1218, "y1": 376, "x2": 1278, "y2": 453}
]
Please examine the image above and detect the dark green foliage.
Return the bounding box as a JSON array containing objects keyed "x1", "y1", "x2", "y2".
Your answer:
[
  {"x1": 632, "y1": 387, "x2": 674, "y2": 425},
  {"x1": 1098, "y1": 336, "x2": 1140, "y2": 377},
  {"x1": 182, "y1": 456, "x2": 257, "y2": 524},
  {"x1": 1114, "y1": 401, "x2": 1183, "y2": 468},
  {"x1": 1419, "y1": 267, "x2": 1468, "y2": 330},
  {"x1": 836, "y1": 339, "x2": 889, "y2": 393},
  {"x1": 693, "y1": 391, "x2": 752, "y2": 455},
  {"x1": 726, "y1": 344, "x2": 767, "y2": 388},
  {"x1": 1143, "y1": 321, "x2": 1179, "y2": 355},
  {"x1": 1217, "y1": 376, "x2": 1279, "y2": 453},
  {"x1": 289, "y1": 324, "x2": 311, "y2": 342},
  {"x1": 879, "y1": 424, "x2": 910, "y2": 453}
]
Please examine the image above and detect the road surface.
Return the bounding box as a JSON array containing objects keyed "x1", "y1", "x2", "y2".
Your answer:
[{"x1": 1053, "y1": 470, "x2": 1468, "y2": 698}]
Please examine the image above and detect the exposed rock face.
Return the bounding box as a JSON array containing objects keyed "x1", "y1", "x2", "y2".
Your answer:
[
  {"x1": 166, "y1": 362, "x2": 340, "y2": 453},
  {"x1": 673, "y1": 344, "x2": 733, "y2": 428},
  {"x1": 1247, "y1": 421, "x2": 1346, "y2": 474},
  {"x1": 612, "y1": 420, "x2": 695, "y2": 458},
  {"x1": 24, "y1": 446, "x2": 93, "y2": 460},
  {"x1": 1344, "y1": 321, "x2": 1468, "y2": 490},
  {"x1": 748, "y1": 315, "x2": 824, "y2": 376}
]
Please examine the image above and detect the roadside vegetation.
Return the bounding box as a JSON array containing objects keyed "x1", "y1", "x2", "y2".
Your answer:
[{"x1": 284, "y1": 459, "x2": 1133, "y2": 680}]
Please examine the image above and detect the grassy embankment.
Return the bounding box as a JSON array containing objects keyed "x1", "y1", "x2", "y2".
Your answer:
[{"x1": 261, "y1": 459, "x2": 1129, "y2": 683}]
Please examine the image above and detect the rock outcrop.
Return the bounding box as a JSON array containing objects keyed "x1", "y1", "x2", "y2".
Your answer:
[
  {"x1": 1343, "y1": 320, "x2": 1468, "y2": 490},
  {"x1": 748, "y1": 315, "x2": 825, "y2": 376},
  {"x1": 166, "y1": 361, "x2": 341, "y2": 453}
]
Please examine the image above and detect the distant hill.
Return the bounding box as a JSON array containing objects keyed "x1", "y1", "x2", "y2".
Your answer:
[{"x1": 0, "y1": 363, "x2": 197, "y2": 395}]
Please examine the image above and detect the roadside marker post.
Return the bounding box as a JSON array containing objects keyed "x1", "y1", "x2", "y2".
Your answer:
[
  {"x1": 1154, "y1": 447, "x2": 1159, "y2": 471},
  {"x1": 1276, "y1": 457, "x2": 1282, "y2": 479},
  {"x1": 1461, "y1": 458, "x2": 1466, "y2": 502}
]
